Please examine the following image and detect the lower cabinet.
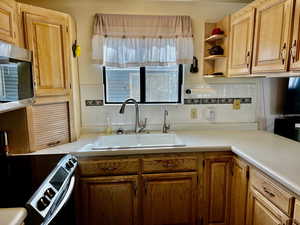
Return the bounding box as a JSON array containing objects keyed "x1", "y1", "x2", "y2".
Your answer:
[
  {"x1": 293, "y1": 200, "x2": 300, "y2": 225},
  {"x1": 78, "y1": 175, "x2": 139, "y2": 225},
  {"x1": 246, "y1": 187, "x2": 290, "y2": 225},
  {"x1": 204, "y1": 155, "x2": 232, "y2": 225},
  {"x1": 142, "y1": 172, "x2": 197, "y2": 225},
  {"x1": 230, "y1": 157, "x2": 249, "y2": 225}
]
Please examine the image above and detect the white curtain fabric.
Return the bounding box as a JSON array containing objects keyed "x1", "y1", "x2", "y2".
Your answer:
[{"x1": 92, "y1": 14, "x2": 194, "y2": 67}]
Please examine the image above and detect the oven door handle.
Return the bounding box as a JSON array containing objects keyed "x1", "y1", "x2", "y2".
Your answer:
[{"x1": 41, "y1": 175, "x2": 75, "y2": 225}]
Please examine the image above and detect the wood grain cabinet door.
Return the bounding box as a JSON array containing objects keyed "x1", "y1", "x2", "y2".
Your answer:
[
  {"x1": 230, "y1": 158, "x2": 249, "y2": 225},
  {"x1": 252, "y1": 0, "x2": 293, "y2": 74},
  {"x1": 204, "y1": 157, "x2": 232, "y2": 225},
  {"x1": 78, "y1": 175, "x2": 139, "y2": 225},
  {"x1": 228, "y1": 8, "x2": 256, "y2": 76},
  {"x1": 246, "y1": 187, "x2": 291, "y2": 225},
  {"x1": 22, "y1": 8, "x2": 70, "y2": 96},
  {"x1": 142, "y1": 172, "x2": 197, "y2": 225},
  {"x1": 0, "y1": 0, "x2": 17, "y2": 44},
  {"x1": 290, "y1": 0, "x2": 300, "y2": 70}
]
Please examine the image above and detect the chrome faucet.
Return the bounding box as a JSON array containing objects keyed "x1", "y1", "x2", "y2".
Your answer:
[
  {"x1": 162, "y1": 110, "x2": 170, "y2": 133},
  {"x1": 119, "y1": 98, "x2": 147, "y2": 133}
]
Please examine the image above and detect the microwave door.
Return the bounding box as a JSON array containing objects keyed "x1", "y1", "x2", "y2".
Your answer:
[{"x1": 0, "y1": 66, "x2": 6, "y2": 102}]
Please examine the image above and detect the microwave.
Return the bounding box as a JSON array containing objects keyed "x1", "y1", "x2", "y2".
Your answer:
[{"x1": 0, "y1": 41, "x2": 34, "y2": 112}]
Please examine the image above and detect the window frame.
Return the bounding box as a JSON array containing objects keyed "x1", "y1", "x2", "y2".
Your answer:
[{"x1": 102, "y1": 64, "x2": 183, "y2": 105}]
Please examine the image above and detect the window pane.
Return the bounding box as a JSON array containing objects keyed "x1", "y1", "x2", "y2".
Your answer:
[
  {"x1": 145, "y1": 65, "x2": 180, "y2": 102},
  {"x1": 105, "y1": 67, "x2": 140, "y2": 103}
]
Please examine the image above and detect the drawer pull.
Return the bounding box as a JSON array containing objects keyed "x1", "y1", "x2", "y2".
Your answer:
[
  {"x1": 102, "y1": 167, "x2": 118, "y2": 171},
  {"x1": 47, "y1": 141, "x2": 61, "y2": 147},
  {"x1": 163, "y1": 163, "x2": 178, "y2": 168},
  {"x1": 263, "y1": 187, "x2": 275, "y2": 197}
]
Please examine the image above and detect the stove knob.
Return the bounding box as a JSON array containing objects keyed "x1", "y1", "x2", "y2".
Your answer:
[
  {"x1": 65, "y1": 160, "x2": 74, "y2": 170},
  {"x1": 44, "y1": 188, "x2": 55, "y2": 199},
  {"x1": 37, "y1": 197, "x2": 50, "y2": 211},
  {"x1": 71, "y1": 157, "x2": 77, "y2": 163}
]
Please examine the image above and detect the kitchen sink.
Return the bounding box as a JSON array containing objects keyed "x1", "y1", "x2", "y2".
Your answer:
[{"x1": 91, "y1": 133, "x2": 185, "y2": 150}]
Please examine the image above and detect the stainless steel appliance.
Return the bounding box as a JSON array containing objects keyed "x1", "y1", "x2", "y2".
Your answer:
[
  {"x1": 26, "y1": 154, "x2": 78, "y2": 225},
  {"x1": 0, "y1": 40, "x2": 34, "y2": 113}
]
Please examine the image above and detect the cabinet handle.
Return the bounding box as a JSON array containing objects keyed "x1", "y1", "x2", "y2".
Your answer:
[
  {"x1": 144, "y1": 183, "x2": 148, "y2": 194},
  {"x1": 246, "y1": 51, "x2": 250, "y2": 68},
  {"x1": 263, "y1": 187, "x2": 275, "y2": 197},
  {"x1": 47, "y1": 141, "x2": 61, "y2": 147},
  {"x1": 102, "y1": 167, "x2": 117, "y2": 171},
  {"x1": 291, "y1": 40, "x2": 297, "y2": 63},
  {"x1": 163, "y1": 163, "x2": 178, "y2": 168},
  {"x1": 281, "y1": 43, "x2": 287, "y2": 65},
  {"x1": 133, "y1": 183, "x2": 137, "y2": 196}
]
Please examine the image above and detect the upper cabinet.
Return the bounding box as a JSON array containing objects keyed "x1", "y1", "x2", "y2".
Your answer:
[
  {"x1": 229, "y1": 8, "x2": 256, "y2": 76},
  {"x1": 18, "y1": 4, "x2": 71, "y2": 97},
  {"x1": 290, "y1": 0, "x2": 300, "y2": 70},
  {"x1": 0, "y1": 0, "x2": 17, "y2": 44},
  {"x1": 252, "y1": 0, "x2": 293, "y2": 74}
]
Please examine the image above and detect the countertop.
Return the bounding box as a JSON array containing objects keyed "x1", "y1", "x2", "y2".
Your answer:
[
  {"x1": 0, "y1": 208, "x2": 27, "y2": 225},
  {"x1": 18, "y1": 130, "x2": 300, "y2": 197}
]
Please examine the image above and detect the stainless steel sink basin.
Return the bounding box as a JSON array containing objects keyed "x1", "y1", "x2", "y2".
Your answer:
[{"x1": 91, "y1": 133, "x2": 185, "y2": 150}]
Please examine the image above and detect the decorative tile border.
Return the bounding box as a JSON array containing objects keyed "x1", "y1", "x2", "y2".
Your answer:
[
  {"x1": 184, "y1": 98, "x2": 252, "y2": 105},
  {"x1": 85, "y1": 100, "x2": 104, "y2": 106}
]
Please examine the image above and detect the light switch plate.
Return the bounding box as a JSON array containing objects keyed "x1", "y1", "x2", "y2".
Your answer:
[
  {"x1": 191, "y1": 108, "x2": 198, "y2": 119},
  {"x1": 233, "y1": 99, "x2": 241, "y2": 110}
]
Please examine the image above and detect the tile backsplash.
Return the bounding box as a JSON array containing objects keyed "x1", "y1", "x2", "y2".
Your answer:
[{"x1": 80, "y1": 78, "x2": 258, "y2": 132}]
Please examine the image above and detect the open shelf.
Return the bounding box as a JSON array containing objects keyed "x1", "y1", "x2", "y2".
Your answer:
[
  {"x1": 204, "y1": 55, "x2": 226, "y2": 60},
  {"x1": 205, "y1": 34, "x2": 226, "y2": 42}
]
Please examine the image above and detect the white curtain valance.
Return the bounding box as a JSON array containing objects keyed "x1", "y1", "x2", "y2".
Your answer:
[{"x1": 92, "y1": 14, "x2": 194, "y2": 67}]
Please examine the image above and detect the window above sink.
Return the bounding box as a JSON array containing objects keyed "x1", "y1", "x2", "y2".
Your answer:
[{"x1": 103, "y1": 64, "x2": 183, "y2": 104}]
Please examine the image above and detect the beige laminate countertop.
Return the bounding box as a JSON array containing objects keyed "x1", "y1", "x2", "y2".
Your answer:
[
  {"x1": 0, "y1": 208, "x2": 27, "y2": 225},
  {"x1": 17, "y1": 130, "x2": 300, "y2": 197}
]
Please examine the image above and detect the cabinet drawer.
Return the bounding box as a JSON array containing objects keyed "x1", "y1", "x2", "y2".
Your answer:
[
  {"x1": 250, "y1": 169, "x2": 294, "y2": 216},
  {"x1": 142, "y1": 156, "x2": 197, "y2": 173},
  {"x1": 79, "y1": 158, "x2": 140, "y2": 176}
]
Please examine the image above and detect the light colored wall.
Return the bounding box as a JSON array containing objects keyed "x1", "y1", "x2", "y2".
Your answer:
[{"x1": 18, "y1": 0, "x2": 264, "y2": 133}]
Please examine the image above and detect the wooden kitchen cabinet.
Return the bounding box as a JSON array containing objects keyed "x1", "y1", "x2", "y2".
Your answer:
[
  {"x1": 246, "y1": 187, "x2": 291, "y2": 225},
  {"x1": 26, "y1": 102, "x2": 70, "y2": 151},
  {"x1": 78, "y1": 175, "x2": 139, "y2": 225},
  {"x1": 230, "y1": 157, "x2": 249, "y2": 225},
  {"x1": 203, "y1": 155, "x2": 232, "y2": 225},
  {"x1": 290, "y1": 0, "x2": 300, "y2": 71},
  {"x1": 293, "y1": 200, "x2": 300, "y2": 224},
  {"x1": 0, "y1": 0, "x2": 17, "y2": 44},
  {"x1": 19, "y1": 4, "x2": 71, "y2": 97},
  {"x1": 228, "y1": 7, "x2": 256, "y2": 76},
  {"x1": 252, "y1": 0, "x2": 294, "y2": 73},
  {"x1": 142, "y1": 172, "x2": 197, "y2": 225}
]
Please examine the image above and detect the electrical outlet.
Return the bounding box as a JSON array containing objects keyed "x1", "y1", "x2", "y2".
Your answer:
[
  {"x1": 191, "y1": 108, "x2": 198, "y2": 119},
  {"x1": 233, "y1": 99, "x2": 241, "y2": 110}
]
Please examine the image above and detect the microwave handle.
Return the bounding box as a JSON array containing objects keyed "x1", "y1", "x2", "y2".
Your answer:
[{"x1": 41, "y1": 175, "x2": 75, "y2": 225}]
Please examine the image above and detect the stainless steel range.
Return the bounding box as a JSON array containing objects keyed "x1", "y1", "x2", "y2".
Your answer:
[{"x1": 25, "y1": 154, "x2": 78, "y2": 225}]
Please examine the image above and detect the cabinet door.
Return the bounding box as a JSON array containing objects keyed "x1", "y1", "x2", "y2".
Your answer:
[
  {"x1": 27, "y1": 102, "x2": 70, "y2": 151},
  {"x1": 142, "y1": 172, "x2": 197, "y2": 225},
  {"x1": 78, "y1": 175, "x2": 139, "y2": 225},
  {"x1": 22, "y1": 7, "x2": 70, "y2": 96},
  {"x1": 293, "y1": 200, "x2": 300, "y2": 225},
  {"x1": 229, "y1": 8, "x2": 255, "y2": 76},
  {"x1": 246, "y1": 187, "x2": 290, "y2": 225},
  {"x1": 204, "y1": 156, "x2": 232, "y2": 225},
  {"x1": 290, "y1": 0, "x2": 300, "y2": 70},
  {"x1": 252, "y1": 0, "x2": 293, "y2": 73},
  {"x1": 230, "y1": 158, "x2": 249, "y2": 225},
  {"x1": 0, "y1": 0, "x2": 17, "y2": 44}
]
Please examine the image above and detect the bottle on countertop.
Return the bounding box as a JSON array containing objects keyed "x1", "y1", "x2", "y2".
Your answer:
[{"x1": 105, "y1": 117, "x2": 113, "y2": 135}]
